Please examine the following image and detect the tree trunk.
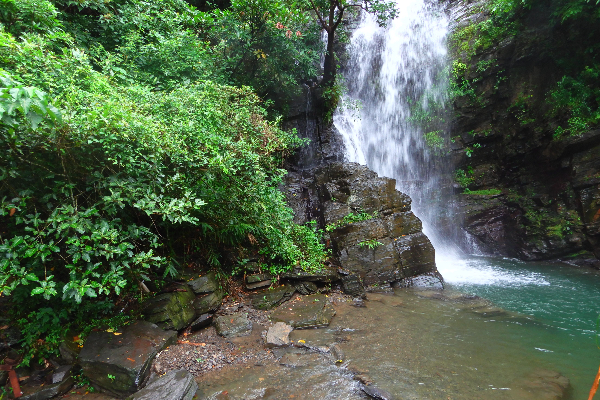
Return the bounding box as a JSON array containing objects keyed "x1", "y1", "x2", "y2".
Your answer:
[{"x1": 322, "y1": 28, "x2": 336, "y2": 87}]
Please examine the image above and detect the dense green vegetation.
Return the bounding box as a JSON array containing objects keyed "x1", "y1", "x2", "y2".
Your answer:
[{"x1": 0, "y1": 0, "x2": 334, "y2": 365}]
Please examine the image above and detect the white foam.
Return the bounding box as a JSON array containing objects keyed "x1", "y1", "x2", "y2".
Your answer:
[{"x1": 436, "y1": 255, "x2": 549, "y2": 286}]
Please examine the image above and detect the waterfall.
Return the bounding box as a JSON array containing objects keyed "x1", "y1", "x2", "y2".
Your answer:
[{"x1": 333, "y1": 0, "x2": 464, "y2": 262}]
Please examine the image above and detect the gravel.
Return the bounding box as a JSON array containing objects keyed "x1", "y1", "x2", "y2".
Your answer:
[{"x1": 152, "y1": 289, "x2": 353, "y2": 377}]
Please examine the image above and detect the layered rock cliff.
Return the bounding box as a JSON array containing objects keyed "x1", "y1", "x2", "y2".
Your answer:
[{"x1": 446, "y1": 0, "x2": 600, "y2": 267}]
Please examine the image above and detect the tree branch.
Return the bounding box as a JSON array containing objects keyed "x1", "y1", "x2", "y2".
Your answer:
[
  {"x1": 308, "y1": 0, "x2": 329, "y2": 30},
  {"x1": 333, "y1": 6, "x2": 345, "y2": 30}
]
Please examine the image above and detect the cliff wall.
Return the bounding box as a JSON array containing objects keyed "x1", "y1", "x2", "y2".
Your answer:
[{"x1": 447, "y1": 0, "x2": 600, "y2": 267}]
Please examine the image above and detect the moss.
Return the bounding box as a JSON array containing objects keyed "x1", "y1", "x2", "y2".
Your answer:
[{"x1": 463, "y1": 188, "x2": 502, "y2": 195}]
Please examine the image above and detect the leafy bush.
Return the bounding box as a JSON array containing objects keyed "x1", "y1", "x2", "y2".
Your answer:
[
  {"x1": 549, "y1": 66, "x2": 600, "y2": 137},
  {"x1": 0, "y1": 17, "x2": 327, "y2": 363},
  {"x1": 0, "y1": 0, "x2": 61, "y2": 37}
]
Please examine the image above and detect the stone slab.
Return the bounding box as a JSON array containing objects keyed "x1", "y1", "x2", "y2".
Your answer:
[
  {"x1": 79, "y1": 321, "x2": 177, "y2": 397},
  {"x1": 271, "y1": 294, "x2": 335, "y2": 329}
]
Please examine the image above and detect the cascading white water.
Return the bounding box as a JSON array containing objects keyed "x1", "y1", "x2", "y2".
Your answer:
[{"x1": 333, "y1": 0, "x2": 471, "y2": 276}]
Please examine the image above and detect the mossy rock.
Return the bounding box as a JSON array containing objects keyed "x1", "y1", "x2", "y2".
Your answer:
[{"x1": 143, "y1": 285, "x2": 196, "y2": 330}]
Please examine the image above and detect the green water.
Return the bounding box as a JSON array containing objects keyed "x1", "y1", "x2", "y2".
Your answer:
[{"x1": 440, "y1": 256, "x2": 600, "y2": 399}]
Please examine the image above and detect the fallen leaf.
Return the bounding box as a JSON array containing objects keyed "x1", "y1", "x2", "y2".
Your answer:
[
  {"x1": 113, "y1": 332, "x2": 122, "y2": 335},
  {"x1": 9, "y1": 208, "x2": 16, "y2": 217},
  {"x1": 106, "y1": 328, "x2": 114, "y2": 333}
]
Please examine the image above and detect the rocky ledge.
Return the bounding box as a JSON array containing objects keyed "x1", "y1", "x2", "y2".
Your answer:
[{"x1": 285, "y1": 161, "x2": 441, "y2": 288}]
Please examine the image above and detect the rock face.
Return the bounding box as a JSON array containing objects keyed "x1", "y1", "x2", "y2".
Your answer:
[
  {"x1": 284, "y1": 162, "x2": 438, "y2": 286},
  {"x1": 128, "y1": 369, "x2": 197, "y2": 400},
  {"x1": 446, "y1": 0, "x2": 600, "y2": 265},
  {"x1": 79, "y1": 321, "x2": 176, "y2": 397}
]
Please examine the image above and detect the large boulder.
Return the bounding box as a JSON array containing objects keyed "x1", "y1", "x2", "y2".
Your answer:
[
  {"x1": 143, "y1": 285, "x2": 196, "y2": 330},
  {"x1": 79, "y1": 321, "x2": 176, "y2": 397},
  {"x1": 284, "y1": 162, "x2": 438, "y2": 286},
  {"x1": 128, "y1": 369, "x2": 197, "y2": 400}
]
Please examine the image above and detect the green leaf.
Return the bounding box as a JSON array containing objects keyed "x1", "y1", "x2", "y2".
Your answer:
[
  {"x1": 25, "y1": 273, "x2": 39, "y2": 281},
  {"x1": 31, "y1": 287, "x2": 45, "y2": 295}
]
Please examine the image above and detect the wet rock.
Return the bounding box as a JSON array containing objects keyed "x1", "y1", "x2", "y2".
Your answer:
[
  {"x1": 329, "y1": 343, "x2": 345, "y2": 362},
  {"x1": 279, "y1": 353, "x2": 310, "y2": 368},
  {"x1": 282, "y1": 265, "x2": 340, "y2": 282},
  {"x1": 365, "y1": 283, "x2": 393, "y2": 293},
  {"x1": 321, "y1": 163, "x2": 436, "y2": 285},
  {"x1": 341, "y1": 274, "x2": 366, "y2": 298},
  {"x1": 0, "y1": 319, "x2": 21, "y2": 349},
  {"x1": 128, "y1": 369, "x2": 197, "y2": 400},
  {"x1": 190, "y1": 313, "x2": 213, "y2": 331},
  {"x1": 266, "y1": 322, "x2": 294, "y2": 347},
  {"x1": 245, "y1": 273, "x2": 273, "y2": 290},
  {"x1": 20, "y1": 365, "x2": 74, "y2": 400},
  {"x1": 79, "y1": 321, "x2": 177, "y2": 397},
  {"x1": 394, "y1": 271, "x2": 444, "y2": 289},
  {"x1": 515, "y1": 369, "x2": 570, "y2": 400},
  {"x1": 193, "y1": 290, "x2": 225, "y2": 315},
  {"x1": 294, "y1": 281, "x2": 318, "y2": 295},
  {"x1": 271, "y1": 294, "x2": 336, "y2": 329},
  {"x1": 143, "y1": 285, "x2": 196, "y2": 330},
  {"x1": 470, "y1": 305, "x2": 510, "y2": 318},
  {"x1": 353, "y1": 374, "x2": 373, "y2": 386},
  {"x1": 188, "y1": 272, "x2": 219, "y2": 295},
  {"x1": 352, "y1": 298, "x2": 366, "y2": 307},
  {"x1": 246, "y1": 280, "x2": 271, "y2": 290},
  {"x1": 362, "y1": 385, "x2": 396, "y2": 400},
  {"x1": 214, "y1": 313, "x2": 253, "y2": 338},
  {"x1": 58, "y1": 337, "x2": 81, "y2": 364},
  {"x1": 250, "y1": 284, "x2": 295, "y2": 310}
]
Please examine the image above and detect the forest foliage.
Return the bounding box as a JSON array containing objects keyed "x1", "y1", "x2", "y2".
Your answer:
[{"x1": 0, "y1": 0, "x2": 331, "y2": 364}]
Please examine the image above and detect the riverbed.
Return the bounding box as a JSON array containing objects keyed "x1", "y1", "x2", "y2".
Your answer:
[{"x1": 196, "y1": 257, "x2": 600, "y2": 399}]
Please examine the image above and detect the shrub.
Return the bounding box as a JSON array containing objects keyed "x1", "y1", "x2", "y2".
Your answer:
[{"x1": 0, "y1": 25, "x2": 327, "y2": 363}]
